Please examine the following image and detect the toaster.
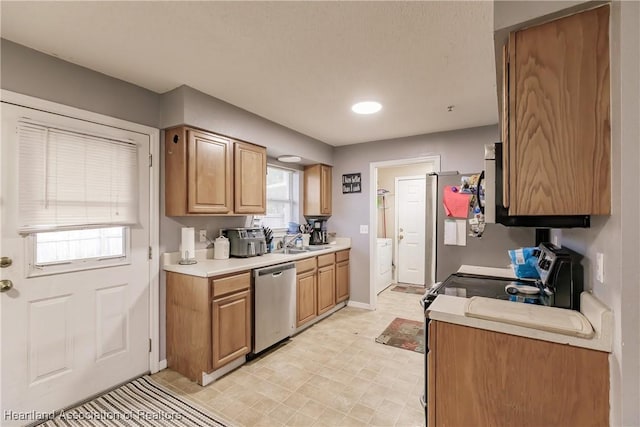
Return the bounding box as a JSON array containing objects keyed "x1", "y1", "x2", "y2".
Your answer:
[{"x1": 222, "y1": 228, "x2": 267, "y2": 258}]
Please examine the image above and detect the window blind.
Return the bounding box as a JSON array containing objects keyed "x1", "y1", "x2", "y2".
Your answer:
[{"x1": 18, "y1": 121, "x2": 138, "y2": 233}]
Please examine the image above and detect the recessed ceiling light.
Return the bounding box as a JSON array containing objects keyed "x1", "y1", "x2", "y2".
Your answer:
[
  {"x1": 277, "y1": 155, "x2": 302, "y2": 163},
  {"x1": 351, "y1": 101, "x2": 382, "y2": 115}
]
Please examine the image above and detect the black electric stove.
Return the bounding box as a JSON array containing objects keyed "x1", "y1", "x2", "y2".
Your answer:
[{"x1": 422, "y1": 272, "x2": 548, "y2": 309}]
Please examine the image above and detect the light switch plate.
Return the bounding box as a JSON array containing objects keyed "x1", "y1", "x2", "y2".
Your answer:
[
  {"x1": 199, "y1": 229, "x2": 207, "y2": 243},
  {"x1": 359, "y1": 225, "x2": 369, "y2": 234}
]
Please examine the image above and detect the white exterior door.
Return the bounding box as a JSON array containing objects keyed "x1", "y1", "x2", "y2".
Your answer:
[
  {"x1": 0, "y1": 102, "x2": 151, "y2": 424},
  {"x1": 397, "y1": 177, "x2": 426, "y2": 285}
]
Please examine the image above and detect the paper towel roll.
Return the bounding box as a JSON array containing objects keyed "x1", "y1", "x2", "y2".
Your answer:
[{"x1": 181, "y1": 227, "x2": 195, "y2": 260}]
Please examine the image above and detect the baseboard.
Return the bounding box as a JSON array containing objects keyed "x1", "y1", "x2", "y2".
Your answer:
[
  {"x1": 158, "y1": 359, "x2": 167, "y2": 370},
  {"x1": 201, "y1": 357, "x2": 245, "y2": 386},
  {"x1": 294, "y1": 301, "x2": 347, "y2": 335},
  {"x1": 347, "y1": 300, "x2": 374, "y2": 310}
]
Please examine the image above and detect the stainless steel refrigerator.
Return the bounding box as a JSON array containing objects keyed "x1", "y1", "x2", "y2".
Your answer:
[{"x1": 425, "y1": 172, "x2": 534, "y2": 284}]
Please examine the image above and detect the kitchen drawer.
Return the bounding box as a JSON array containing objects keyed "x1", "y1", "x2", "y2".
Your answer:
[
  {"x1": 211, "y1": 272, "x2": 251, "y2": 298},
  {"x1": 336, "y1": 250, "x2": 350, "y2": 263},
  {"x1": 296, "y1": 257, "x2": 317, "y2": 274},
  {"x1": 317, "y1": 253, "x2": 335, "y2": 267}
]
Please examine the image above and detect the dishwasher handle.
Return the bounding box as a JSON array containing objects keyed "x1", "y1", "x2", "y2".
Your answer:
[{"x1": 254, "y1": 262, "x2": 296, "y2": 277}]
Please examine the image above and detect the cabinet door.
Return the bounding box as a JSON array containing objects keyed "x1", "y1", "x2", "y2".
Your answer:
[
  {"x1": 187, "y1": 130, "x2": 232, "y2": 214},
  {"x1": 508, "y1": 6, "x2": 610, "y2": 215},
  {"x1": 317, "y1": 264, "x2": 335, "y2": 315},
  {"x1": 320, "y1": 164, "x2": 332, "y2": 215},
  {"x1": 296, "y1": 270, "x2": 317, "y2": 327},
  {"x1": 335, "y1": 260, "x2": 349, "y2": 303},
  {"x1": 234, "y1": 141, "x2": 266, "y2": 214},
  {"x1": 211, "y1": 289, "x2": 251, "y2": 370},
  {"x1": 304, "y1": 164, "x2": 332, "y2": 216}
]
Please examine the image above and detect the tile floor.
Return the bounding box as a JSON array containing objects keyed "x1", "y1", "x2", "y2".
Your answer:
[{"x1": 153, "y1": 287, "x2": 426, "y2": 427}]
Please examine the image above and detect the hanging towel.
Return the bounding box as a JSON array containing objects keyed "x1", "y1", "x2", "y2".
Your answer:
[{"x1": 443, "y1": 185, "x2": 471, "y2": 218}]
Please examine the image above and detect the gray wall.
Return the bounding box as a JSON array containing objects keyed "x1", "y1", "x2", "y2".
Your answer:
[
  {"x1": 1, "y1": 39, "x2": 161, "y2": 128},
  {"x1": 494, "y1": 2, "x2": 640, "y2": 425},
  {"x1": 332, "y1": 125, "x2": 499, "y2": 305}
]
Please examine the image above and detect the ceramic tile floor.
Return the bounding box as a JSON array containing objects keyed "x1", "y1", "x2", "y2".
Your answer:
[{"x1": 153, "y1": 287, "x2": 426, "y2": 427}]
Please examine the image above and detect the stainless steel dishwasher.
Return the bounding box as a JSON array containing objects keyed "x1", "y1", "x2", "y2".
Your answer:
[{"x1": 253, "y1": 262, "x2": 296, "y2": 354}]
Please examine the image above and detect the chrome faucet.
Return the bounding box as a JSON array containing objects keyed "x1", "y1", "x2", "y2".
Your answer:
[{"x1": 281, "y1": 233, "x2": 302, "y2": 249}]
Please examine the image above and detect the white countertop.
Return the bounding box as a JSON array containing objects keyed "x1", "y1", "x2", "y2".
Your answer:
[
  {"x1": 428, "y1": 292, "x2": 612, "y2": 352},
  {"x1": 162, "y1": 238, "x2": 351, "y2": 278}
]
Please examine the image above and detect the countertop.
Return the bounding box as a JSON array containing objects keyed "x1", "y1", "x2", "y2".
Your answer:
[
  {"x1": 162, "y1": 238, "x2": 351, "y2": 278},
  {"x1": 427, "y1": 292, "x2": 612, "y2": 352}
]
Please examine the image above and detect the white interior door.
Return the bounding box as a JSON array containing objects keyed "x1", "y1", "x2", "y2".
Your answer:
[
  {"x1": 0, "y1": 102, "x2": 151, "y2": 423},
  {"x1": 396, "y1": 177, "x2": 426, "y2": 285}
]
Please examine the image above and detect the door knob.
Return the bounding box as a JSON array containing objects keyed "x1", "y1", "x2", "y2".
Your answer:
[
  {"x1": 0, "y1": 257, "x2": 12, "y2": 268},
  {"x1": 398, "y1": 234, "x2": 404, "y2": 241},
  {"x1": 0, "y1": 280, "x2": 13, "y2": 292}
]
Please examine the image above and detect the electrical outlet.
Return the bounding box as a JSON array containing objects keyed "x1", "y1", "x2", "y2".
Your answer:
[
  {"x1": 596, "y1": 252, "x2": 604, "y2": 284},
  {"x1": 360, "y1": 225, "x2": 369, "y2": 234},
  {"x1": 199, "y1": 229, "x2": 207, "y2": 243}
]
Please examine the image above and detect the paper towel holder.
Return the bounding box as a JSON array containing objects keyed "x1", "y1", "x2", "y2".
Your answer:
[{"x1": 179, "y1": 251, "x2": 197, "y2": 265}]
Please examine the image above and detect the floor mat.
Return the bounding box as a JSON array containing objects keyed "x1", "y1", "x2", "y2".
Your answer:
[
  {"x1": 35, "y1": 376, "x2": 229, "y2": 427},
  {"x1": 390, "y1": 284, "x2": 426, "y2": 294},
  {"x1": 375, "y1": 317, "x2": 425, "y2": 353}
]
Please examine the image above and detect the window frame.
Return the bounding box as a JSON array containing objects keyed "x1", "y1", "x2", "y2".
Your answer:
[
  {"x1": 25, "y1": 226, "x2": 131, "y2": 278},
  {"x1": 261, "y1": 165, "x2": 299, "y2": 232}
]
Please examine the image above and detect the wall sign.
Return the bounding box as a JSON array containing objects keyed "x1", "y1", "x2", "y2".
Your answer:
[{"x1": 342, "y1": 173, "x2": 361, "y2": 193}]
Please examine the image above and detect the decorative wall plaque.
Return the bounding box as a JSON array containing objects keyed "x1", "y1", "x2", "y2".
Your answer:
[{"x1": 342, "y1": 173, "x2": 361, "y2": 194}]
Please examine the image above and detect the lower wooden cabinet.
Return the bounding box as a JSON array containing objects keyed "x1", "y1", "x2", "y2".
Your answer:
[
  {"x1": 317, "y1": 264, "x2": 336, "y2": 315},
  {"x1": 296, "y1": 269, "x2": 317, "y2": 327},
  {"x1": 428, "y1": 321, "x2": 609, "y2": 426},
  {"x1": 295, "y1": 250, "x2": 350, "y2": 327},
  {"x1": 166, "y1": 270, "x2": 252, "y2": 384},
  {"x1": 212, "y1": 288, "x2": 251, "y2": 370},
  {"x1": 335, "y1": 250, "x2": 350, "y2": 302}
]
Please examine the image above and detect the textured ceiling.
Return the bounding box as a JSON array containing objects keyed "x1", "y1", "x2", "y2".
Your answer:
[{"x1": 1, "y1": 1, "x2": 498, "y2": 146}]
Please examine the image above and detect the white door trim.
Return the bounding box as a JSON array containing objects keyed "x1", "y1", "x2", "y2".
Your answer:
[
  {"x1": 394, "y1": 175, "x2": 427, "y2": 284},
  {"x1": 0, "y1": 90, "x2": 161, "y2": 374},
  {"x1": 369, "y1": 156, "x2": 440, "y2": 310}
]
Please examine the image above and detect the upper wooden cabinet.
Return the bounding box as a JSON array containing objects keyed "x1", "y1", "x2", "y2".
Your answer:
[
  {"x1": 502, "y1": 5, "x2": 610, "y2": 216},
  {"x1": 234, "y1": 141, "x2": 267, "y2": 214},
  {"x1": 164, "y1": 126, "x2": 266, "y2": 216},
  {"x1": 304, "y1": 164, "x2": 332, "y2": 216}
]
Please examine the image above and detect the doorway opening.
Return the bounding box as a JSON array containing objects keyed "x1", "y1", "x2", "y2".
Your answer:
[{"x1": 369, "y1": 156, "x2": 440, "y2": 309}]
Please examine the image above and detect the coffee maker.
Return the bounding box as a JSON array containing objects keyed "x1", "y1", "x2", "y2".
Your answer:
[{"x1": 306, "y1": 217, "x2": 328, "y2": 245}]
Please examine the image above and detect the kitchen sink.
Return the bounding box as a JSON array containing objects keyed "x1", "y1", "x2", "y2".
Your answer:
[
  {"x1": 271, "y1": 248, "x2": 309, "y2": 255},
  {"x1": 271, "y1": 245, "x2": 332, "y2": 255},
  {"x1": 304, "y1": 245, "x2": 331, "y2": 251}
]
